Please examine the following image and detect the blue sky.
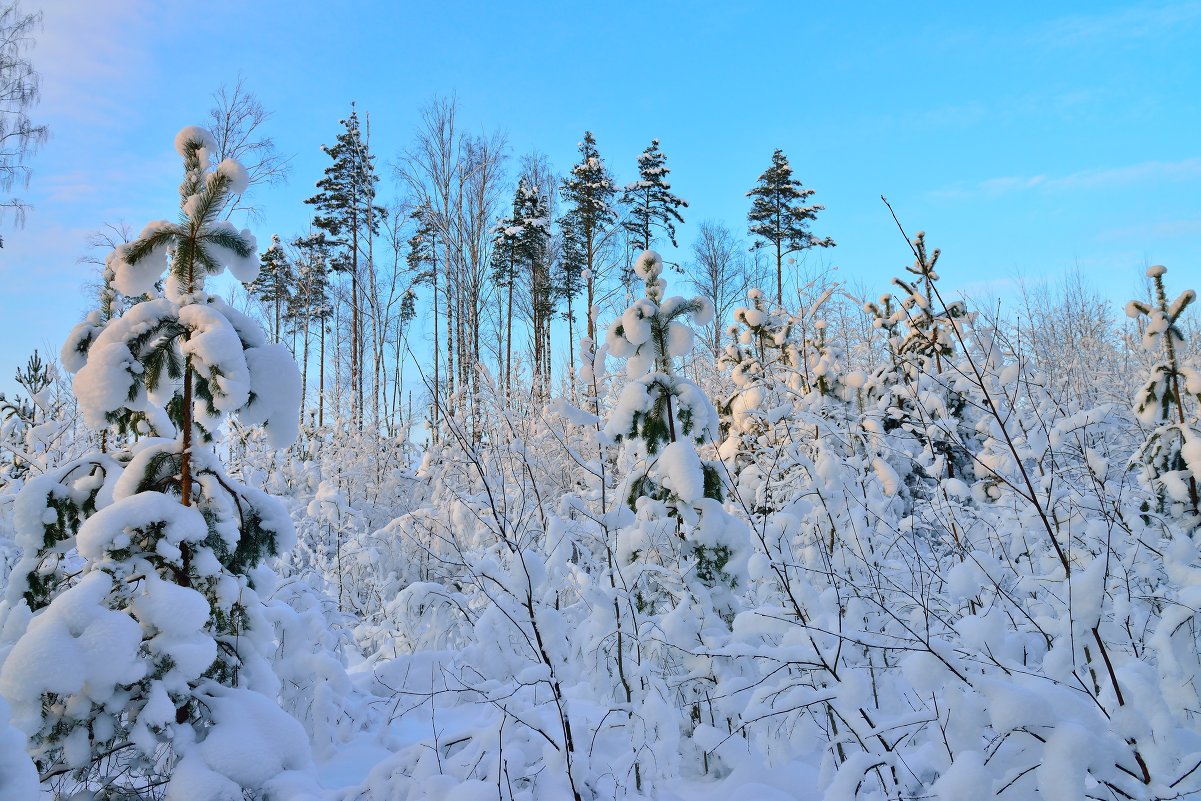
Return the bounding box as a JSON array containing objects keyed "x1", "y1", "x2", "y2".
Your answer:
[{"x1": 2, "y1": 1, "x2": 1199, "y2": 394}]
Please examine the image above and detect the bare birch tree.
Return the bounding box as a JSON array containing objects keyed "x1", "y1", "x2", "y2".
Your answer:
[
  {"x1": 208, "y1": 78, "x2": 291, "y2": 221},
  {"x1": 0, "y1": 1, "x2": 47, "y2": 244}
]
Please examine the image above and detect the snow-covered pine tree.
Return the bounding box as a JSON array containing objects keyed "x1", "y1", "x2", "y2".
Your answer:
[
  {"x1": 715, "y1": 285, "x2": 856, "y2": 514},
  {"x1": 1127, "y1": 265, "x2": 1200, "y2": 535},
  {"x1": 248, "y1": 233, "x2": 293, "y2": 344},
  {"x1": 558, "y1": 204, "x2": 587, "y2": 379},
  {"x1": 0, "y1": 125, "x2": 310, "y2": 800},
  {"x1": 560, "y1": 131, "x2": 617, "y2": 342},
  {"x1": 604, "y1": 250, "x2": 747, "y2": 610},
  {"x1": 490, "y1": 179, "x2": 551, "y2": 397},
  {"x1": 405, "y1": 203, "x2": 435, "y2": 289},
  {"x1": 490, "y1": 185, "x2": 524, "y2": 395},
  {"x1": 746, "y1": 148, "x2": 834, "y2": 306},
  {"x1": 0, "y1": 349, "x2": 68, "y2": 480},
  {"x1": 404, "y1": 204, "x2": 442, "y2": 431},
  {"x1": 519, "y1": 181, "x2": 553, "y2": 395},
  {"x1": 862, "y1": 231, "x2": 980, "y2": 495},
  {"x1": 600, "y1": 250, "x2": 753, "y2": 791},
  {"x1": 620, "y1": 138, "x2": 688, "y2": 251},
  {"x1": 292, "y1": 230, "x2": 335, "y2": 428},
  {"x1": 715, "y1": 288, "x2": 793, "y2": 503}
]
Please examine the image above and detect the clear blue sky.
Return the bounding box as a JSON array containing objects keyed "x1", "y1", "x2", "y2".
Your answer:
[{"x1": 2, "y1": 1, "x2": 1199, "y2": 395}]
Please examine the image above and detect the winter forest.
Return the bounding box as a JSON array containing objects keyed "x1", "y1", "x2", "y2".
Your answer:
[{"x1": 2, "y1": 2, "x2": 1201, "y2": 800}]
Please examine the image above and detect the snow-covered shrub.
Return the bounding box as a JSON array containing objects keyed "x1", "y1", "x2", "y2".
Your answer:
[
  {"x1": 708, "y1": 238, "x2": 1201, "y2": 799},
  {"x1": 265, "y1": 570, "x2": 358, "y2": 760}
]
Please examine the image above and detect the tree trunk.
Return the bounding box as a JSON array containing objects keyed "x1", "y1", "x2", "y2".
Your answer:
[
  {"x1": 432, "y1": 236, "x2": 440, "y2": 434},
  {"x1": 775, "y1": 199, "x2": 784, "y2": 307},
  {"x1": 181, "y1": 364, "x2": 193, "y2": 507},
  {"x1": 567, "y1": 293, "x2": 575, "y2": 389},
  {"x1": 393, "y1": 326, "x2": 403, "y2": 432},
  {"x1": 369, "y1": 237, "x2": 381, "y2": 432},
  {"x1": 447, "y1": 280, "x2": 455, "y2": 411},
  {"x1": 505, "y1": 269, "x2": 514, "y2": 398},
  {"x1": 350, "y1": 262, "x2": 359, "y2": 431},
  {"x1": 586, "y1": 233, "x2": 595, "y2": 342},
  {"x1": 642, "y1": 195, "x2": 650, "y2": 251},
  {"x1": 300, "y1": 305, "x2": 310, "y2": 430},
  {"x1": 333, "y1": 301, "x2": 343, "y2": 421},
  {"x1": 318, "y1": 317, "x2": 325, "y2": 427}
]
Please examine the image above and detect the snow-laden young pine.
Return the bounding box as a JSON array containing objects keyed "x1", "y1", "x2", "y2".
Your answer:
[
  {"x1": 0, "y1": 351, "x2": 80, "y2": 486},
  {"x1": 1127, "y1": 265, "x2": 1201, "y2": 535},
  {"x1": 715, "y1": 284, "x2": 862, "y2": 514},
  {"x1": 0, "y1": 125, "x2": 313, "y2": 801},
  {"x1": 861, "y1": 231, "x2": 983, "y2": 502},
  {"x1": 595, "y1": 250, "x2": 754, "y2": 791},
  {"x1": 603, "y1": 250, "x2": 748, "y2": 611}
]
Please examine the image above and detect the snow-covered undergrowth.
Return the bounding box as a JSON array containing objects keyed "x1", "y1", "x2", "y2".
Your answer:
[
  {"x1": 1, "y1": 132, "x2": 1200, "y2": 799},
  {"x1": 300, "y1": 252, "x2": 1201, "y2": 801}
]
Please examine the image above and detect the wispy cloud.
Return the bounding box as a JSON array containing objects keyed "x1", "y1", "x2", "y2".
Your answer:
[
  {"x1": 1030, "y1": 0, "x2": 1201, "y2": 48},
  {"x1": 976, "y1": 175, "x2": 1048, "y2": 194},
  {"x1": 930, "y1": 158, "x2": 1201, "y2": 200},
  {"x1": 1100, "y1": 217, "x2": 1201, "y2": 242},
  {"x1": 1046, "y1": 159, "x2": 1201, "y2": 190}
]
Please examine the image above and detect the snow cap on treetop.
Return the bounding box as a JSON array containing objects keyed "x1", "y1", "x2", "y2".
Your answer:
[
  {"x1": 633, "y1": 249, "x2": 663, "y2": 282},
  {"x1": 174, "y1": 125, "x2": 216, "y2": 157}
]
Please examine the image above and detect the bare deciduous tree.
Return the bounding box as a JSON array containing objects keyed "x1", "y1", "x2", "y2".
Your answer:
[
  {"x1": 0, "y1": 1, "x2": 48, "y2": 244},
  {"x1": 397, "y1": 97, "x2": 461, "y2": 430},
  {"x1": 78, "y1": 221, "x2": 134, "y2": 322},
  {"x1": 397, "y1": 96, "x2": 508, "y2": 431},
  {"x1": 689, "y1": 220, "x2": 762, "y2": 356},
  {"x1": 208, "y1": 77, "x2": 291, "y2": 221}
]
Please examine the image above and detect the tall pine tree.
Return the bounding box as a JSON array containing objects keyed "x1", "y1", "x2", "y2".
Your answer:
[
  {"x1": 492, "y1": 179, "x2": 552, "y2": 396},
  {"x1": 620, "y1": 138, "x2": 688, "y2": 251},
  {"x1": 560, "y1": 131, "x2": 617, "y2": 343},
  {"x1": 490, "y1": 185, "x2": 524, "y2": 395},
  {"x1": 746, "y1": 149, "x2": 834, "y2": 306},
  {"x1": 404, "y1": 204, "x2": 443, "y2": 432},
  {"x1": 520, "y1": 182, "x2": 552, "y2": 396},
  {"x1": 558, "y1": 212, "x2": 586, "y2": 378},
  {"x1": 291, "y1": 231, "x2": 334, "y2": 426},
  {"x1": 304, "y1": 103, "x2": 382, "y2": 430}
]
